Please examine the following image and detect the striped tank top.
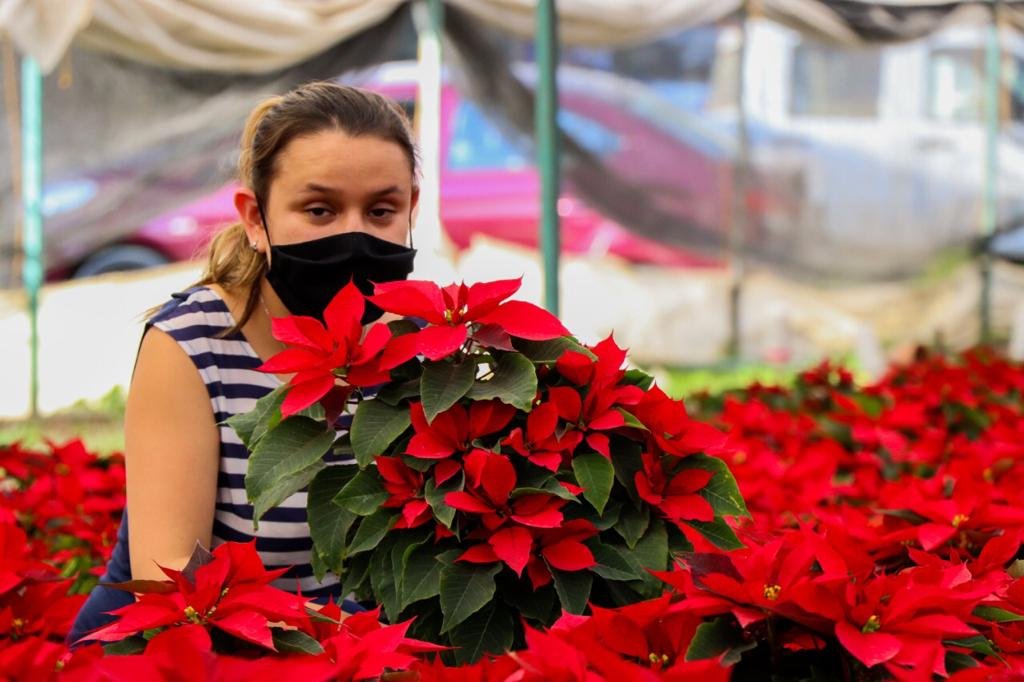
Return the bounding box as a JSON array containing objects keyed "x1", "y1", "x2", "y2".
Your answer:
[{"x1": 148, "y1": 286, "x2": 351, "y2": 598}]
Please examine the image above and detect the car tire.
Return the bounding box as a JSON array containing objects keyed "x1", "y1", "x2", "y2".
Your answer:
[{"x1": 72, "y1": 244, "x2": 170, "y2": 279}]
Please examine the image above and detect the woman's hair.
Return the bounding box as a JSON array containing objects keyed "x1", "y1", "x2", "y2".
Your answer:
[{"x1": 192, "y1": 81, "x2": 418, "y2": 336}]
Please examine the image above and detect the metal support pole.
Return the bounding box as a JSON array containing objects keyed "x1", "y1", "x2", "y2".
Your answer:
[
  {"x1": 726, "y1": 4, "x2": 752, "y2": 360},
  {"x1": 412, "y1": 0, "x2": 446, "y2": 271},
  {"x1": 535, "y1": 0, "x2": 561, "y2": 316},
  {"x1": 980, "y1": 0, "x2": 1001, "y2": 345},
  {"x1": 21, "y1": 56, "x2": 42, "y2": 418}
]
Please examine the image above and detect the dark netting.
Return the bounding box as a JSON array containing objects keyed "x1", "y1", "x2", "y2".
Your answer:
[
  {"x1": 440, "y1": 4, "x2": 1024, "y2": 282},
  {"x1": 0, "y1": 4, "x2": 417, "y2": 287},
  {"x1": 6, "y1": 1, "x2": 1024, "y2": 287}
]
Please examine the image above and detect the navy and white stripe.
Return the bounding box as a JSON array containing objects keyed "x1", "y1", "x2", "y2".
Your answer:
[{"x1": 149, "y1": 286, "x2": 351, "y2": 598}]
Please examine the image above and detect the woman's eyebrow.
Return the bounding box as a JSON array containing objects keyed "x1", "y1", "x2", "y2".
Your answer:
[{"x1": 299, "y1": 183, "x2": 402, "y2": 198}]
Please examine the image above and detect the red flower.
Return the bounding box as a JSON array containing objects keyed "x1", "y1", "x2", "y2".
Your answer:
[
  {"x1": 630, "y1": 386, "x2": 725, "y2": 457},
  {"x1": 443, "y1": 450, "x2": 565, "y2": 533},
  {"x1": 376, "y1": 456, "x2": 432, "y2": 529},
  {"x1": 634, "y1": 452, "x2": 714, "y2": 524},
  {"x1": 503, "y1": 400, "x2": 582, "y2": 471},
  {"x1": 834, "y1": 568, "x2": 980, "y2": 674},
  {"x1": 406, "y1": 400, "x2": 515, "y2": 461},
  {"x1": 80, "y1": 541, "x2": 311, "y2": 650},
  {"x1": 525, "y1": 519, "x2": 599, "y2": 589},
  {"x1": 371, "y1": 278, "x2": 569, "y2": 369},
  {"x1": 564, "y1": 593, "x2": 700, "y2": 669},
  {"x1": 322, "y1": 608, "x2": 446, "y2": 681},
  {"x1": 258, "y1": 282, "x2": 391, "y2": 416}
]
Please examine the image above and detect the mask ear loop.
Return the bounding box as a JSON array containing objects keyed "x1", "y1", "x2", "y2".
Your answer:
[
  {"x1": 256, "y1": 197, "x2": 272, "y2": 248},
  {"x1": 407, "y1": 209, "x2": 415, "y2": 250}
]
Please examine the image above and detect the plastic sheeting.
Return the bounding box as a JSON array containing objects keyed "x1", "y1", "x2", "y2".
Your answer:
[
  {"x1": 4, "y1": 0, "x2": 1024, "y2": 76},
  {"x1": 0, "y1": 5, "x2": 419, "y2": 285},
  {"x1": 2, "y1": 0, "x2": 1024, "y2": 286}
]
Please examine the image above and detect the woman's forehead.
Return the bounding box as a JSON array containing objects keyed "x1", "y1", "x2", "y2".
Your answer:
[{"x1": 273, "y1": 130, "x2": 412, "y2": 196}]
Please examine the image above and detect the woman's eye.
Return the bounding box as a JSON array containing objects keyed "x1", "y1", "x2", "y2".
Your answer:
[
  {"x1": 369, "y1": 207, "x2": 397, "y2": 219},
  {"x1": 306, "y1": 206, "x2": 333, "y2": 218}
]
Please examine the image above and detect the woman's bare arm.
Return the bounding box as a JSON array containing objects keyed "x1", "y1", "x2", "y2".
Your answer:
[{"x1": 124, "y1": 328, "x2": 220, "y2": 581}]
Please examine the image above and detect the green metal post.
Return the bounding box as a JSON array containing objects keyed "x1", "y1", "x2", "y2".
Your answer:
[
  {"x1": 412, "y1": 0, "x2": 445, "y2": 263},
  {"x1": 535, "y1": 0, "x2": 560, "y2": 316},
  {"x1": 981, "y1": 0, "x2": 1000, "y2": 344},
  {"x1": 727, "y1": 6, "x2": 751, "y2": 361},
  {"x1": 427, "y1": 0, "x2": 443, "y2": 35},
  {"x1": 21, "y1": 56, "x2": 43, "y2": 418}
]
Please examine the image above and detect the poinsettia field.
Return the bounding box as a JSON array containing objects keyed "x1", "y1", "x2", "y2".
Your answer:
[{"x1": 7, "y1": 303, "x2": 1024, "y2": 678}]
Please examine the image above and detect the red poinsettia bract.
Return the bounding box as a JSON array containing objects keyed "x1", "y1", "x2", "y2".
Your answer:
[
  {"x1": 370, "y1": 278, "x2": 569, "y2": 369},
  {"x1": 258, "y1": 282, "x2": 391, "y2": 416}
]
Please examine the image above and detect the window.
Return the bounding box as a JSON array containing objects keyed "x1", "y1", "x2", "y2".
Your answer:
[
  {"x1": 447, "y1": 101, "x2": 620, "y2": 171},
  {"x1": 558, "y1": 109, "x2": 620, "y2": 157},
  {"x1": 447, "y1": 102, "x2": 529, "y2": 171},
  {"x1": 1002, "y1": 54, "x2": 1024, "y2": 123},
  {"x1": 927, "y1": 48, "x2": 984, "y2": 122},
  {"x1": 790, "y1": 42, "x2": 882, "y2": 118}
]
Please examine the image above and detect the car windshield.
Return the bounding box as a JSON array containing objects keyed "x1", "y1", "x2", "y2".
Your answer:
[{"x1": 447, "y1": 100, "x2": 620, "y2": 171}]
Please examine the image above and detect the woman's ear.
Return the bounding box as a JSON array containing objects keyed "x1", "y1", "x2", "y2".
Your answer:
[
  {"x1": 409, "y1": 186, "x2": 420, "y2": 225},
  {"x1": 234, "y1": 187, "x2": 264, "y2": 251}
]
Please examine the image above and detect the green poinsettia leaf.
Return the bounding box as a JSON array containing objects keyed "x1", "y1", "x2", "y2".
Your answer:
[
  {"x1": 425, "y1": 474, "x2": 463, "y2": 529},
  {"x1": 551, "y1": 568, "x2": 592, "y2": 615},
  {"x1": 685, "y1": 617, "x2": 741, "y2": 662},
  {"x1": 622, "y1": 368, "x2": 655, "y2": 390},
  {"x1": 439, "y1": 562, "x2": 501, "y2": 633},
  {"x1": 572, "y1": 452, "x2": 614, "y2": 516},
  {"x1": 632, "y1": 519, "x2": 669, "y2": 572},
  {"x1": 686, "y1": 517, "x2": 745, "y2": 551},
  {"x1": 449, "y1": 602, "x2": 516, "y2": 665},
  {"x1": 388, "y1": 528, "x2": 432, "y2": 620},
  {"x1": 680, "y1": 454, "x2": 750, "y2": 518},
  {"x1": 332, "y1": 470, "x2": 388, "y2": 516},
  {"x1": 614, "y1": 503, "x2": 650, "y2": 549},
  {"x1": 346, "y1": 508, "x2": 398, "y2": 555},
  {"x1": 587, "y1": 541, "x2": 646, "y2": 582},
  {"x1": 225, "y1": 384, "x2": 286, "y2": 450},
  {"x1": 350, "y1": 400, "x2": 411, "y2": 468},
  {"x1": 245, "y1": 416, "x2": 334, "y2": 528},
  {"x1": 370, "y1": 539, "x2": 400, "y2": 622},
  {"x1": 513, "y1": 337, "x2": 594, "y2": 363},
  {"x1": 103, "y1": 636, "x2": 148, "y2": 656},
  {"x1": 376, "y1": 379, "x2": 421, "y2": 407},
  {"x1": 467, "y1": 352, "x2": 537, "y2": 412},
  {"x1": 401, "y1": 549, "x2": 446, "y2": 610},
  {"x1": 272, "y1": 629, "x2": 324, "y2": 655},
  {"x1": 421, "y1": 359, "x2": 477, "y2": 422},
  {"x1": 308, "y1": 465, "x2": 359, "y2": 577},
  {"x1": 973, "y1": 605, "x2": 1024, "y2": 623}
]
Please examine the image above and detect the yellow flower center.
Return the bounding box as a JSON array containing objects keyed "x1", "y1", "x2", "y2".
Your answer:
[
  {"x1": 648, "y1": 652, "x2": 670, "y2": 666},
  {"x1": 11, "y1": 617, "x2": 25, "y2": 633},
  {"x1": 862, "y1": 615, "x2": 882, "y2": 633},
  {"x1": 952, "y1": 514, "x2": 969, "y2": 528},
  {"x1": 763, "y1": 584, "x2": 782, "y2": 601},
  {"x1": 983, "y1": 467, "x2": 994, "y2": 482},
  {"x1": 183, "y1": 605, "x2": 203, "y2": 624}
]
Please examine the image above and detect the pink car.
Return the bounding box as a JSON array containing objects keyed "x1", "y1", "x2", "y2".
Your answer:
[{"x1": 71, "y1": 64, "x2": 780, "y2": 277}]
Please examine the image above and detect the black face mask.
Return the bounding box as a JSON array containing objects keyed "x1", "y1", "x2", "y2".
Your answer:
[{"x1": 259, "y1": 204, "x2": 416, "y2": 325}]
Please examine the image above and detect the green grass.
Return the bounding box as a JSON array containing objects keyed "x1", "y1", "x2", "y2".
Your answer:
[
  {"x1": 656, "y1": 362, "x2": 798, "y2": 400},
  {"x1": 0, "y1": 386, "x2": 125, "y2": 455}
]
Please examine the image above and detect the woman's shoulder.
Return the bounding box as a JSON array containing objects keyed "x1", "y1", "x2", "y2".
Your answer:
[
  {"x1": 144, "y1": 285, "x2": 251, "y2": 354},
  {"x1": 147, "y1": 285, "x2": 233, "y2": 328}
]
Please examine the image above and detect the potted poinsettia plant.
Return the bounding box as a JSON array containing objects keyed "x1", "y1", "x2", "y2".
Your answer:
[{"x1": 230, "y1": 277, "x2": 748, "y2": 663}]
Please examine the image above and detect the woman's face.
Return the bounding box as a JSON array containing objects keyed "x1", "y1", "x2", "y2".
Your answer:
[{"x1": 241, "y1": 129, "x2": 417, "y2": 250}]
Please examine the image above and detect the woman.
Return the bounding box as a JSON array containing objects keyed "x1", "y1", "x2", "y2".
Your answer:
[{"x1": 69, "y1": 82, "x2": 420, "y2": 643}]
